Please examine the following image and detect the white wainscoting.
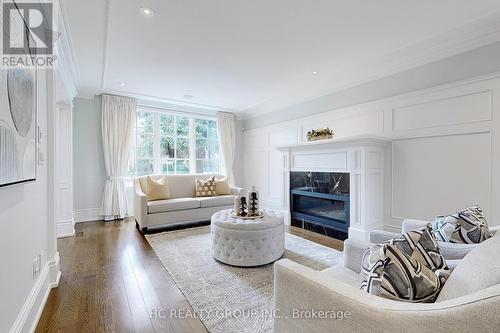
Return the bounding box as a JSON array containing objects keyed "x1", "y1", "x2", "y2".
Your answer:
[
  {"x1": 56, "y1": 102, "x2": 75, "y2": 237},
  {"x1": 243, "y1": 73, "x2": 500, "y2": 231}
]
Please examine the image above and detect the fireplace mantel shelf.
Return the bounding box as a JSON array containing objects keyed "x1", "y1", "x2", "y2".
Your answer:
[{"x1": 275, "y1": 135, "x2": 391, "y2": 151}]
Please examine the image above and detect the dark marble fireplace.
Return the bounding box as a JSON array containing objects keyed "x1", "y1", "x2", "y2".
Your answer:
[{"x1": 290, "y1": 171, "x2": 350, "y2": 240}]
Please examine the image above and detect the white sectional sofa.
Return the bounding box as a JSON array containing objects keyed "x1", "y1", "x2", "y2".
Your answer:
[
  {"x1": 134, "y1": 174, "x2": 242, "y2": 233},
  {"x1": 273, "y1": 236, "x2": 500, "y2": 332}
]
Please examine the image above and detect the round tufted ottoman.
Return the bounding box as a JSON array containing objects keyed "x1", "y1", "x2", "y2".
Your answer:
[{"x1": 211, "y1": 209, "x2": 285, "y2": 266}]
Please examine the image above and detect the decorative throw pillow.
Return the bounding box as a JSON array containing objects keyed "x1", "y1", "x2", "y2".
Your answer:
[
  {"x1": 146, "y1": 176, "x2": 170, "y2": 201},
  {"x1": 360, "y1": 226, "x2": 450, "y2": 303},
  {"x1": 214, "y1": 177, "x2": 231, "y2": 195},
  {"x1": 432, "y1": 205, "x2": 493, "y2": 244},
  {"x1": 195, "y1": 176, "x2": 217, "y2": 197}
]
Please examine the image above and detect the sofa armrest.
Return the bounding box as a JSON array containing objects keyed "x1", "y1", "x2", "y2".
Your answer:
[
  {"x1": 342, "y1": 239, "x2": 373, "y2": 273},
  {"x1": 402, "y1": 218, "x2": 430, "y2": 233},
  {"x1": 490, "y1": 225, "x2": 500, "y2": 235},
  {"x1": 438, "y1": 241, "x2": 476, "y2": 260},
  {"x1": 134, "y1": 179, "x2": 148, "y2": 229},
  {"x1": 230, "y1": 186, "x2": 243, "y2": 196},
  {"x1": 273, "y1": 259, "x2": 500, "y2": 333},
  {"x1": 369, "y1": 230, "x2": 399, "y2": 244}
]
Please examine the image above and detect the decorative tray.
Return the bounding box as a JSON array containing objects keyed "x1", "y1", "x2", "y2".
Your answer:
[{"x1": 231, "y1": 211, "x2": 264, "y2": 219}]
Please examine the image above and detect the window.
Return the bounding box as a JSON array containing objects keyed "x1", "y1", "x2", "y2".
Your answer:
[
  {"x1": 135, "y1": 111, "x2": 154, "y2": 175},
  {"x1": 195, "y1": 119, "x2": 220, "y2": 173},
  {"x1": 129, "y1": 108, "x2": 221, "y2": 176}
]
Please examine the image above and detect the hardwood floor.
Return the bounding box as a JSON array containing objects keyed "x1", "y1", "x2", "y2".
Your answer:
[{"x1": 36, "y1": 218, "x2": 343, "y2": 333}]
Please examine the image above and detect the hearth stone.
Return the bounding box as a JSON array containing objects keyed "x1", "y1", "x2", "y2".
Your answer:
[{"x1": 292, "y1": 218, "x2": 348, "y2": 241}]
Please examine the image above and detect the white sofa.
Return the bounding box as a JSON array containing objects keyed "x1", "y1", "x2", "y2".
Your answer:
[
  {"x1": 370, "y1": 219, "x2": 500, "y2": 260},
  {"x1": 273, "y1": 235, "x2": 500, "y2": 332},
  {"x1": 134, "y1": 174, "x2": 242, "y2": 233}
]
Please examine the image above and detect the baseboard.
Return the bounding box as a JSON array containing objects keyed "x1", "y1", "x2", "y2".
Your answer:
[
  {"x1": 74, "y1": 208, "x2": 102, "y2": 222},
  {"x1": 56, "y1": 220, "x2": 75, "y2": 238},
  {"x1": 9, "y1": 252, "x2": 61, "y2": 333}
]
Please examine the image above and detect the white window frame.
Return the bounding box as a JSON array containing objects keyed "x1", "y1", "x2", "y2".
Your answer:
[{"x1": 131, "y1": 106, "x2": 221, "y2": 176}]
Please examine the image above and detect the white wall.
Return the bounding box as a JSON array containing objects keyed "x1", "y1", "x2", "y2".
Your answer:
[
  {"x1": 243, "y1": 73, "x2": 500, "y2": 230},
  {"x1": 0, "y1": 69, "x2": 60, "y2": 333},
  {"x1": 72, "y1": 95, "x2": 106, "y2": 222}
]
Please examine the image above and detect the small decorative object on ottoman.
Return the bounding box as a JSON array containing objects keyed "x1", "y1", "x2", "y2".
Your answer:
[
  {"x1": 211, "y1": 209, "x2": 285, "y2": 266},
  {"x1": 247, "y1": 186, "x2": 260, "y2": 216}
]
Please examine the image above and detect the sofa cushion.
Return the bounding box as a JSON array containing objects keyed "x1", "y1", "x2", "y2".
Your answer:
[
  {"x1": 138, "y1": 174, "x2": 225, "y2": 198},
  {"x1": 322, "y1": 265, "x2": 361, "y2": 288},
  {"x1": 437, "y1": 235, "x2": 500, "y2": 302},
  {"x1": 360, "y1": 227, "x2": 450, "y2": 303},
  {"x1": 195, "y1": 176, "x2": 217, "y2": 197},
  {"x1": 432, "y1": 205, "x2": 493, "y2": 244},
  {"x1": 147, "y1": 198, "x2": 200, "y2": 214},
  {"x1": 198, "y1": 195, "x2": 234, "y2": 208}
]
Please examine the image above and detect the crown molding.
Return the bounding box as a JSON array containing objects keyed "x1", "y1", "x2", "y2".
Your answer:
[
  {"x1": 102, "y1": 88, "x2": 233, "y2": 113},
  {"x1": 55, "y1": 0, "x2": 78, "y2": 101},
  {"x1": 100, "y1": 0, "x2": 111, "y2": 91},
  {"x1": 241, "y1": 10, "x2": 500, "y2": 120}
]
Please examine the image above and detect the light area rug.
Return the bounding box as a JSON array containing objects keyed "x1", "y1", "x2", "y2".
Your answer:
[{"x1": 146, "y1": 226, "x2": 342, "y2": 333}]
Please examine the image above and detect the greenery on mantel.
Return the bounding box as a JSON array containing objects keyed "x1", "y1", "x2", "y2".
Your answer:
[{"x1": 306, "y1": 127, "x2": 334, "y2": 141}]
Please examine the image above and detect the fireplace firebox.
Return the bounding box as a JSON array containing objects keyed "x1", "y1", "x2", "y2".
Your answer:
[{"x1": 290, "y1": 171, "x2": 350, "y2": 240}]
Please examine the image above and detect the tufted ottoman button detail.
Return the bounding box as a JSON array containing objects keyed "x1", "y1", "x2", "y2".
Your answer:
[{"x1": 210, "y1": 209, "x2": 285, "y2": 267}]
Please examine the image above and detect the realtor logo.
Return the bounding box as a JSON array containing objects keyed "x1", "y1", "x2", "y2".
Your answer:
[{"x1": 1, "y1": 0, "x2": 58, "y2": 67}]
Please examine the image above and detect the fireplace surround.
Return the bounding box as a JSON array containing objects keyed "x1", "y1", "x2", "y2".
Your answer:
[{"x1": 277, "y1": 136, "x2": 389, "y2": 241}]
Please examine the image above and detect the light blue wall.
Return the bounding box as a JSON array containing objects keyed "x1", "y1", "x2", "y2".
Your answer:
[
  {"x1": 73, "y1": 95, "x2": 106, "y2": 211},
  {"x1": 244, "y1": 42, "x2": 500, "y2": 129}
]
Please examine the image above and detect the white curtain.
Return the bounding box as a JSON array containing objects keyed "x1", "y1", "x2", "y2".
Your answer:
[
  {"x1": 216, "y1": 112, "x2": 236, "y2": 184},
  {"x1": 100, "y1": 94, "x2": 137, "y2": 221}
]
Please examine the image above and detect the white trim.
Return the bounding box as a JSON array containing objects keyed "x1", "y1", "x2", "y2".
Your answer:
[
  {"x1": 56, "y1": 0, "x2": 79, "y2": 98},
  {"x1": 137, "y1": 104, "x2": 218, "y2": 119},
  {"x1": 100, "y1": 0, "x2": 111, "y2": 90},
  {"x1": 75, "y1": 208, "x2": 102, "y2": 223},
  {"x1": 105, "y1": 89, "x2": 231, "y2": 113},
  {"x1": 56, "y1": 220, "x2": 75, "y2": 238},
  {"x1": 9, "y1": 252, "x2": 60, "y2": 333}
]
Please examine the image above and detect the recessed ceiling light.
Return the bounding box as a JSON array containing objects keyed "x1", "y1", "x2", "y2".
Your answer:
[
  {"x1": 183, "y1": 94, "x2": 194, "y2": 99},
  {"x1": 312, "y1": 71, "x2": 319, "y2": 75},
  {"x1": 140, "y1": 7, "x2": 154, "y2": 17},
  {"x1": 119, "y1": 82, "x2": 126, "y2": 86}
]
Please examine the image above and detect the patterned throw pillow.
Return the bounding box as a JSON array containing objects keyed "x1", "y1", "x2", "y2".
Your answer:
[
  {"x1": 432, "y1": 205, "x2": 493, "y2": 244},
  {"x1": 360, "y1": 226, "x2": 450, "y2": 303},
  {"x1": 195, "y1": 176, "x2": 217, "y2": 197}
]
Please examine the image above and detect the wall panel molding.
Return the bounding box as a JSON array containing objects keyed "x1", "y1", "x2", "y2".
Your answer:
[{"x1": 243, "y1": 74, "x2": 500, "y2": 231}]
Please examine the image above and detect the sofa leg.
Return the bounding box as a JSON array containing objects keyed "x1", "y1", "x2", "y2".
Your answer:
[{"x1": 135, "y1": 221, "x2": 148, "y2": 234}]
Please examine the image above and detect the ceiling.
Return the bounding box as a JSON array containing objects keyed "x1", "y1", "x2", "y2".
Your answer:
[{"x1": 62, "y1": 0, "x2": 500, "y2": 117}]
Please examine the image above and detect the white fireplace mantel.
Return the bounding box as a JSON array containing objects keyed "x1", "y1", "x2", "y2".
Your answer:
[{"x1": 277, "y1": 135, "x2": 391, "y2": 241}]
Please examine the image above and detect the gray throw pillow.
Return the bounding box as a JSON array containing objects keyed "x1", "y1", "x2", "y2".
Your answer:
[
  {"x1": 432, "y1": 205, "x2": 493, "y2": 244},
  {"x1": 360, "y1": 226, "x2": 450, "y2": 303}
]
